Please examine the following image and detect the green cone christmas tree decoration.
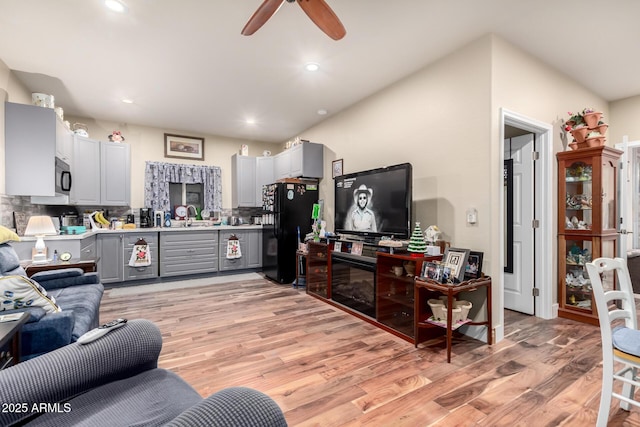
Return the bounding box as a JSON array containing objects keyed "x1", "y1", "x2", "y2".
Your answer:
[{"x1": 407, "y1": 222, "x2": 427, "y2": 256}]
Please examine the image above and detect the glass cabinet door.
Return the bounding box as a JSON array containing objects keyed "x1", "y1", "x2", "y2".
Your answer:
[
  {"x1": 560, "y1": 235, "x2": 616, "y2": 316},
  {"x1": 601, "y1": 156, "x2": 617, "y2": 233},
  {"x1": 562, "y1": 238, "x2": 594, "y2": 311},
  {"x1": 562, "y1": 161, "x2": 593, "y2": 233}
]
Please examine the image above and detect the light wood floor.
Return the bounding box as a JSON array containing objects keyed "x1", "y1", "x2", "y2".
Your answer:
[{"x1": 100, "y1": 276, "x2": 640, "y2": 426}]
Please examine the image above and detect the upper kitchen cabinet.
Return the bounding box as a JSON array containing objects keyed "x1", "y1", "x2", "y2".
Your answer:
[
  {"x1": 274, "y1": 141, "x2": 323, "y2": 180},
  {"x1": 231, "y1": 154, "x2": 257, "y2": 207},
  {"x1": 5, "y1": 102, "x2": 73, "y2": 196},
  {"x1": 71, "y1": 136, "x2": 130, "y2": 206},
  {"x1": 101, "y1": 140, "x2": 131, "y2": 206},
  {"x1": 231, "y1": 142, "x2": 323, "y2": 207}
]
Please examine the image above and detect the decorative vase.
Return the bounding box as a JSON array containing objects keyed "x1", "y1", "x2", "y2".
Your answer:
[
  {"x1": 570, "y1": 127, "x2": 589, "y2": 143},
  {"x1": 583, "y1": 112, "x2": 603, "y2": 128}
]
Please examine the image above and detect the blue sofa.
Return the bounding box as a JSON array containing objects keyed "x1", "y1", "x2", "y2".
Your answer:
[
  {"x1": 0, "y1": 319, "x2": 287, "y2": 426},
  {"x1": 0, "y1": 243, "x2": 104, "y2": 359}
]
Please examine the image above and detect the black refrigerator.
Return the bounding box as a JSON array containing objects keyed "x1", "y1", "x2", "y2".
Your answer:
[{"x1": 262, "y1": 182, "x2": 319, "y2": 284}]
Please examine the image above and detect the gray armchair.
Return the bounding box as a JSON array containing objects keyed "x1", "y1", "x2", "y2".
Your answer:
[{"x1": 0, "y1": 319, "x2": 287, "y2": 427}]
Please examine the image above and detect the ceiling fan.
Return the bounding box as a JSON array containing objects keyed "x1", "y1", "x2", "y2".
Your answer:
[{"x1": 242, "y1": 0, "x2": 346, "y2": 40}]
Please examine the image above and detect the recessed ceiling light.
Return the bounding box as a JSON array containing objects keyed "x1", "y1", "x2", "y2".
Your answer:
[
  {"x1": 121, "y1": 99, "x2": 134, "y2": 104},
  {"x1": 304, "y1": 62, "x2": 320, "y2": 72},
  {"x1": 245, "y1": 118, "x2": 256, "y2": 125},
  {"x1": 317, "y1": 109, "x2": 328, "y2": 115},
  {"x1": 104, "y1": 0, "x2": 128, "y2": 13}
]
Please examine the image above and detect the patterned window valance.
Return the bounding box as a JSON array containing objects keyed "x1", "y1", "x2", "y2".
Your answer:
[{"x1": 144, "y1": 161, "x2": 222, "y2": 212}]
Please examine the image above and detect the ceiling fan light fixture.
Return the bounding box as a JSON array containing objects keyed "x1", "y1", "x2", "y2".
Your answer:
[
  {"x1": 304, "y1": 62, "x2": 320, "y2": 72},
  {"x1": 104, "y1": 0, "x2": 128, "y2": 13}
]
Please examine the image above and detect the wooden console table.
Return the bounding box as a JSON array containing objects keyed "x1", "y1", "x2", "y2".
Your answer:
[
  {"x1": 23, "y1": 259, "x2": 98, "y2": 277},
  {"x1": 414, "y1": 276, "x2": 492, "y2": 362}
]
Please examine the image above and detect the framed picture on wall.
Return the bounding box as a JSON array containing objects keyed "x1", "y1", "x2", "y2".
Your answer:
[
  {"x1": 332, "y1": 159, "x2": 343, "y2": 178},
  {"x1": 164, "y1": 133, "x2": 205, "y2": 161}
]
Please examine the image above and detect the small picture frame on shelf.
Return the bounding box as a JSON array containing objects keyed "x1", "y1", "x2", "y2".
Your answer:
[
  {"x1": 351, "y1": 242, "x2": 363, "y2": 256},
  {"x1": 421, "y1": 261, "x2": 440, "y2": 281},
  {"x1": 464, "y1": 251, "x2": 484, "y2": 280},
  {"x1": 443, "y1": 247, "x2": 470, "y2": 283}
]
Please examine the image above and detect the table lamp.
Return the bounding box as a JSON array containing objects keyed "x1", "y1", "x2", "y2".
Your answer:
[{"x1": 24, "y1": 216, "x2": 57, "y2": 264}]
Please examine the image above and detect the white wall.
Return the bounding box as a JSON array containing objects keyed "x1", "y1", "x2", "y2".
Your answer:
[
  {"x1": 303, "y1": 36, "x2": 494, "y2": 269},
  {"x1": 610, "y1": 95, "x2": 640, "y2": 143}
]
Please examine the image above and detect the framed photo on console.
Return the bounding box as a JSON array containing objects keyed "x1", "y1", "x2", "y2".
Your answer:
[
  {"x1": 443, "y1": 247, "x2": 470, "y2": 283},
  {"x1": 464, "y1": 251, "x2": 484, "y2": 280}
]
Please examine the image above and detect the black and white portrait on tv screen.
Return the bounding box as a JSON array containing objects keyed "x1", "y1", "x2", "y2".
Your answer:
[{"x1": 345, "y1": 184, "x2": 377, "y2": 232}]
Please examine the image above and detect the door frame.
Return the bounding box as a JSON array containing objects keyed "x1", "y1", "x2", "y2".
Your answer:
[
  {"x1": 499, "y1": 109, "x2": 555, "y2": 328},
  {"x1": 615, "y1": 136, "x2": 640, "y2": 258}
]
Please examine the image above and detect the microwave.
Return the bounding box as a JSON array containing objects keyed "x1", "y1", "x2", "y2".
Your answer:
[{"x1": 55, "y1": 157, "x2": 72, "y2": 195}]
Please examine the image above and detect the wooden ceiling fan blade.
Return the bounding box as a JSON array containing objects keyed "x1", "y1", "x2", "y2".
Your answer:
[
  {"x1": 242, "y1": 0, "x2": 286, "y2": 36},
  {"x1": 296, "y1": 0, "x2": 346, "y2": 40}
]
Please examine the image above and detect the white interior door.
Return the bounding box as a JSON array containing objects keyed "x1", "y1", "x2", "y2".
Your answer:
[
  {"x1": 504, "y1": 134, "x2": 535, "y2": 314},
  {"x1": 616, "y1": 138, "x2": 640, "y2": 257}
]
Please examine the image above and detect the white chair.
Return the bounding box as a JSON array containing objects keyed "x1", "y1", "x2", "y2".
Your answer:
[{"x1": 586, "y1": 257, "x2": 640, "y2": 426}]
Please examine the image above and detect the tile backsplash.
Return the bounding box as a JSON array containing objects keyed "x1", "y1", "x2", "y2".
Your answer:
[
  {"x1": 1, "y1": 195, "x2": 47, "y2": 231},
  {"x1": 1, "y1": 194, "x2": 267, "y2": 232}
]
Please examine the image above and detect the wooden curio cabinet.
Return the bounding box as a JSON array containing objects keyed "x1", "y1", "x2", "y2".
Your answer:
[{"x1": 557, "y1": 146, "x2": 622, "y2": 324}]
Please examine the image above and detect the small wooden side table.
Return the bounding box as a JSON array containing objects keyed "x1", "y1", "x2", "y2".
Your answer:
[
  {"x1": 23, "y1": 258, "x2": 98, "y2": 278},
  {"x1": 414, "y1": 276, "x2": 492, "y2": 362},
  {"x1": 0, "y1": 312, "x2": 30, "y2": 369}
]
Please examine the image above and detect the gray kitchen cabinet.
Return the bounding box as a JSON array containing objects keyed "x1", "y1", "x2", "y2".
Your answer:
[
  {"x1": 219, "y1": 229, "x2": 262, "y2": 271},
  {"x1": 4, "y1": 101, "x2": 72, "y2": 196},
  {"x1": 274, "y1": 141, "x2": 324, "y2": 180},
  {"x1": 244, "y1": 229, "x2": 262, "y2": 268},
  {"x1": 71, "y1": 137, "x2": 130, "y2": 206},
  {"x1": 289, "y1": 141, "x2": 323, "y2": 178},
  {"x1": 101, "y1": 141, "x2": 131, "y2": 206},
  {"x1": 231, "y1": 154, "x2": 257, "y2": 207},
  {"x1": 97, "y1": 234, "x2": 124, "y2": 284},
  {"x1": 256, "y1": 156, "x2": 274, "y2": 205},
  {"x1": 71, "y1": 136, "x2": 101, "y2": 205},
  {"x1": 98, "y1": 232, "x2": 158, "y2": 283},
  {"x1": 123, "y1": 233, "x2": 158, "y2": 281},
  {"x1": 160, "y1": 231, "x2": 218, "y2": 277},
  {"x1": 274, "y1": 149, "x2": 290, "y2": 181},
  {"x1": 80, "y1": 235, "x2": 97, "y2": 261}
]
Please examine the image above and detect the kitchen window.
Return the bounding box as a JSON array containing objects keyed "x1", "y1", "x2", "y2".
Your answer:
[
  {"x1": 169, "y1": 183, "x2": 203, "y2": 217},
  {"x1": 144, "y1": 161, "x2": 222, "y2": 214}
]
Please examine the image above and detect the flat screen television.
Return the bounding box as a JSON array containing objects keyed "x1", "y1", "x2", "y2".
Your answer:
[{"x1": 334, "y1": 163, "x2": 412, "y2": 240}]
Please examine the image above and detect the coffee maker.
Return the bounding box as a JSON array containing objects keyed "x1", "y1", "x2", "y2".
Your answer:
[{"x1": 140, "y1": 208, "x2": 152, "y2": 228}]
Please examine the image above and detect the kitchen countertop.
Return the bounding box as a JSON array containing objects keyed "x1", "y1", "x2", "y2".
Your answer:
[{"x1": 17, "y1": 224, "x2": 265, "y2": 242}]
